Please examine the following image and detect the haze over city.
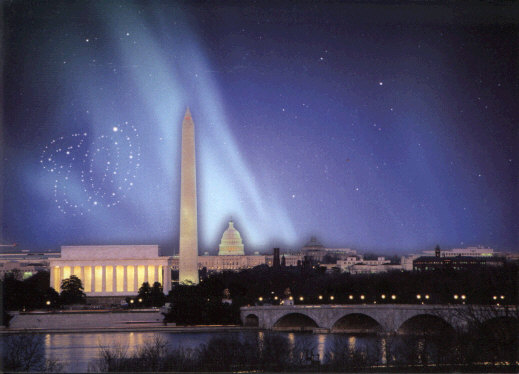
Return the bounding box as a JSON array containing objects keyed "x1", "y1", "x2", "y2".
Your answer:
[{"x1": 1, "y1": 1, "x2": 517, "y2": 253}]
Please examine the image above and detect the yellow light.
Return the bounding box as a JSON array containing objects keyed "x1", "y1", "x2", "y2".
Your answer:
[
  {"x1": 94, "y1": 266, "x2": 102, "y2": 292},
  {"x1": 138, "y1": 298, "x2": 142, "y2": 302},
  {"x1": 454, "y1": 294, "x2": 459, "y2": 299},
  {"x1": 500, "y1": 295, "x2": 505, "y2": 299},
  {"x1": 130, "y1": 299, "x2": 134, "y2": 303},
  {"x1": 258, "y1": 297, "x2": 263, "y2": 301},
  {"x1": 381, "y1": 294, "x2": 385, "y2": 299},
  {"x1": 349, "y1": 295, "x2": 354, "y2": 300},
  {"x1": 461, "y1": 295, "x2": 466, "y2": 300},
  {"x1": 63, "y1": 266, "x2": 71, "y2": 280},
  {"x1": 105, "y1": 266, "x2": 113, "y2": 292},
  {"x1": 299, "y1": 296, "x2": 304, "y2": 301},
  {"x1": 116, "y1": 266, "x2": 124, "y2": 292},
  {"x1": 274, "y1": 296, "x2": 278, "y2": 300},
  {"x1": 137, "y1": 265, "x2": 145, "y2": 288},
  {"x1": 425, "y1": 294, "x2": 430, "y2": 299},
  {"x1": 46, "y1": 300, "x2": 51, "y2": 305},
  {"x1": 360, "y1": 295, "x2": 365, "y2": 300},
  {"x1": 318, "y1": 295, "x2": 323, "y2": 300},
  {"x1": 330, "y1": 296, "x2": 334, "y2": 300},
  {"x1": 147, "y1": 265, "x2": 155, "y2": 284},
  {"x1": 416, "y1": 294, "x2": 421, "y2": 299},
  {"x1": 53, "y1": 267, "x2": 61, "y2": 291},
  {"x1": 493, "y1": 295, "x2": 497, "y2": 300},
  {"x1": 289, "y1": 296, "x2": 293, "y2": 300},
  {"x1": 84, "y1": 266, "x2": 92, "y2": 292},
  {"x1": 391, "y1": 294, "x2": 396, "y2": 300},
  {"x1": 127, "y1": 265, "x2": 135, "y2": 292}
]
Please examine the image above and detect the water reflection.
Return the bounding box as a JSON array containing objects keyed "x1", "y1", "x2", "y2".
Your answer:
[
  {"x1": 0, "y1": 330, "x2": 450, "y2": 372},
  {"x1": 317, "y1": 334, "x2": 325, "y2": 360},
  {"x1": 380, "y1": 337, "x2": 387, "y2": 364},
  {"x1": 348, "y1": 335, "x2": 356, "y2": 353}
]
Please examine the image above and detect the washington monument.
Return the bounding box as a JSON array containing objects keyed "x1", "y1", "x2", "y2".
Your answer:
[{"x1": 178, "y1": 107, "x2": 199, "y2": 284}]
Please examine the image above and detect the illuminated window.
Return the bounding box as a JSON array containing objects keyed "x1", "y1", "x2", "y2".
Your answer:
[
  {"x1": 63, "y1": 266, "x2": 71, "y2": 280},
  {"x1": 95, "y1": 266, "x2": 102, "y2": 292},
  {"x1": 105, "y1": 266, "x2": 113, "y2": 292},
  {"x1": 127, "y1": 266, "x2": 135, "y2": 292},
  {"x1": 116, "y1": 266, "x2": 124, "y2": 292},
  {"x1": 148, "y1": 265, "x2": 155, "y2": 284},
  {"x1": 137, "y1": 265, "x2": 145, "y2": 287},
  {"x1": 84, "y1": 266, "x2": 92, "y2": 292}
]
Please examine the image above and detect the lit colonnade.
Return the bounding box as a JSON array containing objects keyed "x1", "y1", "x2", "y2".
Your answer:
[{"x1": 49, "y1": 245, "x2": 171, "y2": 297}]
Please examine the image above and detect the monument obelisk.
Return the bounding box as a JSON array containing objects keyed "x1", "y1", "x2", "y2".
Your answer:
[{"x1": 178, "y1": 107, "x2": 199, "y2": 284}]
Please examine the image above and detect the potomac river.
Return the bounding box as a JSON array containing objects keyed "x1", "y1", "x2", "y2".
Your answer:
[{"x1": 2, "y1": 330, "x2": 385, "y2": 372}]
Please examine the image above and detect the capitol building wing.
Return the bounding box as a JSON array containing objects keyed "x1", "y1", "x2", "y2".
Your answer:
[{"x1": 49, "y1": 245, "x2": 172, "y2": 297}]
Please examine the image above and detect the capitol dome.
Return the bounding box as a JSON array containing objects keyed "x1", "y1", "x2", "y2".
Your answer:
[{"x1": 218, "y1": 221, "x2": 245, "y2": 255}]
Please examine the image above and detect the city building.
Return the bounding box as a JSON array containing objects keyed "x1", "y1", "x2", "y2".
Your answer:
[
  {"x1": 338, "y1": 256, "x2": 401, "y2": 274},
  {"x1": 301, "y1": 237, "x2": 356, "y2": 262},
  {"x1": 265, "y1": 253, "x2": 303, "y2": 267},
  {"x1": 401, "y1": 246, "x2": 499, "y2": 271},
  {"x1": 49, "y1": 245, "x2": 172, "y2": 301},
  {"x1": 413, "y1": 255, "x2": 505, "y2": 271},
  {"x1": 0, "y1": 246, "x2": 60, "y2": 280},
  {"x1": 218, "y1": 221, "x2": 245, "y2": 255},
  {"x1": 422, "y1": 246, "x2": 496, "y2": 258}
]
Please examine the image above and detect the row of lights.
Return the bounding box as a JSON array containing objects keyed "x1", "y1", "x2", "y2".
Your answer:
[{"x1": 257, "y1": 294, "x2": 507, "y2": 303}]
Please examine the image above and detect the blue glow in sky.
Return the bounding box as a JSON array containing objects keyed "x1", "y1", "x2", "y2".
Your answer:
[{"x1": 1, "y1": 1, "x2": 517, "y2": 254}]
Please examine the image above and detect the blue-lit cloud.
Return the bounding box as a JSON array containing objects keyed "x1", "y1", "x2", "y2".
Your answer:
[{"x1": 30, "y1": 2, "x2": 297, "y2": 251}]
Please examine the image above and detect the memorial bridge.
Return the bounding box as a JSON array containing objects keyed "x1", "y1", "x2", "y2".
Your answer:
[{"x1": 240, "y1": 304, "x2": 517, "y2": 334}]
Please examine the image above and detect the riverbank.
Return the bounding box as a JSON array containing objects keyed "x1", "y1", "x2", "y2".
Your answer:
[{"x1": 1, "y1": 324, "x2": 254, "y2": 335}]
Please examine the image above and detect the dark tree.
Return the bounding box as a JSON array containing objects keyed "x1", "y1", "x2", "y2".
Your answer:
[
  {"x1": 138, "y1": 282, "x2": 152, "y2": 306},
  {"x1": 150, "y1": 282, "x2": 166, "y2": 307},
  {"x1": 60, "y1": 275, "x2": 86, "y2": 304}
]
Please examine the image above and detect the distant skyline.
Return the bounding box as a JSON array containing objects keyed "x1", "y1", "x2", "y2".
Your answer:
[{"x1": 1, "y1": 1, "x2": 518, "y2": 253}]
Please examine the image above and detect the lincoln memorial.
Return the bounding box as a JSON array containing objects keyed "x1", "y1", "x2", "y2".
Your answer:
[{"x1": 49, "y1": 245, "x2": 172, "y2": 298}]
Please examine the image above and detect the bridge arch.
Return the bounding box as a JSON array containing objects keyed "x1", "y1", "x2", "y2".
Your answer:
[
  {"x1": 398, "y1": 314, "x2": 454, "y2": 335},
  {"x1": 272, "y1": 312, "x2": 319, "y2": 331},
  {"x1": 331, "y1": 313, "x2": 383, "y2": 333},
  {"x1": 244, "y1": 313, "x2": 259, "y2": 327}
]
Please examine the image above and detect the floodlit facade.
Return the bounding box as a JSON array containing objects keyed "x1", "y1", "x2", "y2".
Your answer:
[
  {"x1": 49, "y1": 245, "x2": 171, "y2": 297},
  {"x1": 218, "y1": 221, "x2": 245, "y2": 255}
]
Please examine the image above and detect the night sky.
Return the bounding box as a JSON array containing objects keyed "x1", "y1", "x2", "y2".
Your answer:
[{"x1": 1, "y1": 1, "x2": 518, "y2": 254}]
